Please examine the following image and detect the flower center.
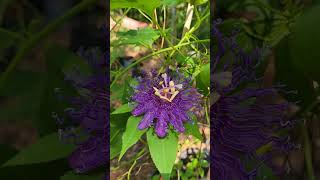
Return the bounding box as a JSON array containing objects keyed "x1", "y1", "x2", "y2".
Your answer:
[{"x1": 153, "y1": 73, "x2": 183, "y2": 102}]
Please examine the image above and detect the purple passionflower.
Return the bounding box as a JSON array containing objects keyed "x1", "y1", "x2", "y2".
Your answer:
[
  {"x1": 131, "y1": 71, "x2": 202, "y2": 137},
  {"x1": 211, "y1": 20, "x2": 294, "y2": 179},
  {"x1": 56, "y1": 48, "x2": 108, "y2": 174}
]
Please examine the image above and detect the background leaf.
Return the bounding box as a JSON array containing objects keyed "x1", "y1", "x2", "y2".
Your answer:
[
  {"x1": 36, "y1": 44, "x2": 84, "y2": 136},
  {"x1": 113, "y1": 27, "x2": 160, "y2": 47},
  {"x1": 0, "y1": 144, "x2": 17, "y2": 165},
  {"x1": 2, "y1": 132, "x2": 75, "y2": 167},
  {"x1": 111, "y1": 103, "x2": 133, "y2": 115},
  {"x1": 60, "y1": 171, "x2": 104, "y2": 180},
  {"x1": 290, "y1": 5, "x2": 320, "y2": 82},
  {"x1": 119, "y1": 116, "x2": 146, "y2": 160},
  {"x1": 0, "y1": 159, "x2": 70, "y2": 180},
  {"x1": 110, "y1": 0, "x2": 161, "y2": 17},
  {"x1": 184, "y1": 121, "x2": 202, "y2": 141},
  {"x1": 196, "y1": 63, "x2": 210, "y2": 94},
  {"x1": 275, "y1": 37, "x2": 316, "y2": 109}
]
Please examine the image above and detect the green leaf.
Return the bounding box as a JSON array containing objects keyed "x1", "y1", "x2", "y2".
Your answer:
[
  {"x1": 189, "y1": 0, "x2": 208, "y2": 5},
  {"x1": 0, "y1": 28, "x2": 21, "y2": 50},
  {"x1": 110, "y1": 113, "x2": 130, "y2": 159},
  {"x1": 290, "y1": 5, "x2": 320, "y2": 82},
  {"x1": 114, "y1": 27, "x2": 160, "y2": 47},
  {"x1": 199, "y1": 63, "x2": 209, "y2": 87},
  {"x1": 2, "y1": 132, "x2": 75, "y2": 167},
  {"x1": 161, "y1": 0, "x2": 185, "y2": 6},
  {"x1": 196, "y1": 63, "x2": 210, "y2": 94},
  {"x1": 60, "y1": 171, "x2": 103, "y2": 180},
  {"x1": 119, "y1": 116, "x2": 146, "y2": 160},
  {"x1": 0, "y1": 158, "x2": 70, "y2": 179},
  {"x1": 36, "y1": 44, "x2": 84, "y2": 136},
  {"x1": 111, "y1": 0, "x2": 161, "y2": 17},
  {"x1": 0, "y1": 144, "x2": 17, "y2": 165},
  {"x1": 265, "y1": 22, "x2": 290, "y2": 47},
  {"x1": 185, "y1": 121, "x2": 202, "y2": 141},
  {"x1": 110, "y1": 128, "x2": 123, "y2": 159},
  {"x1": 111, "y1": 103, "x2": 133, "y2": 115},
  {"x1": 147, "y1": 129, "x2": 178, "y2": 180},
  {"x1": 0, "y1": 70, "x2": 44, "y2": 96},
  {"x1": 256, "y1": 164, "x2": 276, "y2": 180},
  {"x1": 275, "y1": 37, "x2": 316, "y2": 109},
  {"x1": 0, "y1": 70, "x2": 45, "y2": 122}
]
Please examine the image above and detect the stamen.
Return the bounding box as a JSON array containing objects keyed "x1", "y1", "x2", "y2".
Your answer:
[
  {"x1": 169, "y1": 91, "x2": 179, "y2": 102},
  {"x1": 162, "y1": 73, "x2": 168, "y2": 86},
  {"x1": 175, "y1": 84, "x2": 183, "y2": 89},
  {"x1": 169, "y1": 81, "x2": 175, "y2": 92},
  {"x1": 153, "y1": 74, "x2": 183, "y2": 102}
]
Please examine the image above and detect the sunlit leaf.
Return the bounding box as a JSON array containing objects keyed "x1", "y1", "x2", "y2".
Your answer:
[
  {"x1": 147, "y1": 130, "x2": 178, "y2": 180},
  {"x1": 111, "y1": 103, "x2": 133, "y2": 115},
  {"x1": 184, "y1": 118, "x2": 202, "y2": 141},
  {"x1": 119, "y1": 116, "x2": 146, "y2": 160},
  {"x1": 113, "y1": 27, "x2": 160, "y2": 47},
  {"x1": 111, "y1": 0, "x2": 161, "y2": 17}
]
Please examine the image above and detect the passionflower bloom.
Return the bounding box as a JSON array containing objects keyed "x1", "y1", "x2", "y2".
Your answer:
[
  {"x1": 132, "y1": 71, "x2": 202, "y2": 137},
  {"x1": 211, "y1": 20, "x2": 294, "y2": 179},
  {"x1": 55, "y1": 48, "x2": 108, "y2": 174}
]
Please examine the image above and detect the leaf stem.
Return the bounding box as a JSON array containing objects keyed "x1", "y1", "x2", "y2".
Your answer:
[{"x1": 0, "y1": 0, "x2": 98, "y2": 90}]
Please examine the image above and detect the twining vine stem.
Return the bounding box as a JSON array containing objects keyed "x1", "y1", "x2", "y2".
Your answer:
[{"x1": 110, "y1": 39, "x2": 210, "y2": 88}]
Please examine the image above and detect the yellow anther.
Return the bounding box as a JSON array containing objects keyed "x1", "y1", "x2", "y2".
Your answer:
[{"x1": 169, "y1": 81, "x2": 175, "y2": 92}]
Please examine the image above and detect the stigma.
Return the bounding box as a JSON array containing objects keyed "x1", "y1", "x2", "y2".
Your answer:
[{"x1": 153, "y1": 73, "x2": 183, "y2": 102}]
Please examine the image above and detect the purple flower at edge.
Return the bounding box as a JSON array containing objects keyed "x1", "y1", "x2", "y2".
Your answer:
[
  {"x1": 132, "y1": 71, "x2": 203, "y2": 137},
  {"x1": 211, "y1": 20, "x2": 295, "y2": 179},
  {"x1": 57, "y1": 48, "x2": 109, "y2": 174}
]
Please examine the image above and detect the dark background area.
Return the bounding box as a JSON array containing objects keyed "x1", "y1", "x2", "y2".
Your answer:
[{"x1": 0, "y1": 0, "x2": 106, "y2": 179}]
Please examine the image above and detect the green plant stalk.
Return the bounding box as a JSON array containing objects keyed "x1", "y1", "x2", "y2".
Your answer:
[
  {"x1": 169, "y1": 9, "x2": 209, "y2": 58},
  {"x1": 110, "y1": 39, "x2": 209, "y2": 88},
  {"x1": 0, "y1": 0, "x2": 98, "y2": 90},
  {"x1": 0, "y1": 28, "x2": 25, "y2": 40},
  {"x1": 302, "y1": 124, "x2": 315, "y2": 180},
  {"x1": 127, "y1": 148, "x2": 146, "y2": 180}
]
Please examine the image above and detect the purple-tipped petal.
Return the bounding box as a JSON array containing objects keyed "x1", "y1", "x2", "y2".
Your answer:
[
  {"x1": 155, "y1": 112, "x2": 168, "y2": 137},
  {"x1": 68, "y1": 137, "x2": 107, "y2": 173},
  {"x1": 169, "y1": 113, "x2": 185, "y2": 132},
  {"x1": 138, "y1": 112, "x2": 154, "y2": 129},
  {"x1": 132, "y1": 104, "x2": 146, "y2": 116}
]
